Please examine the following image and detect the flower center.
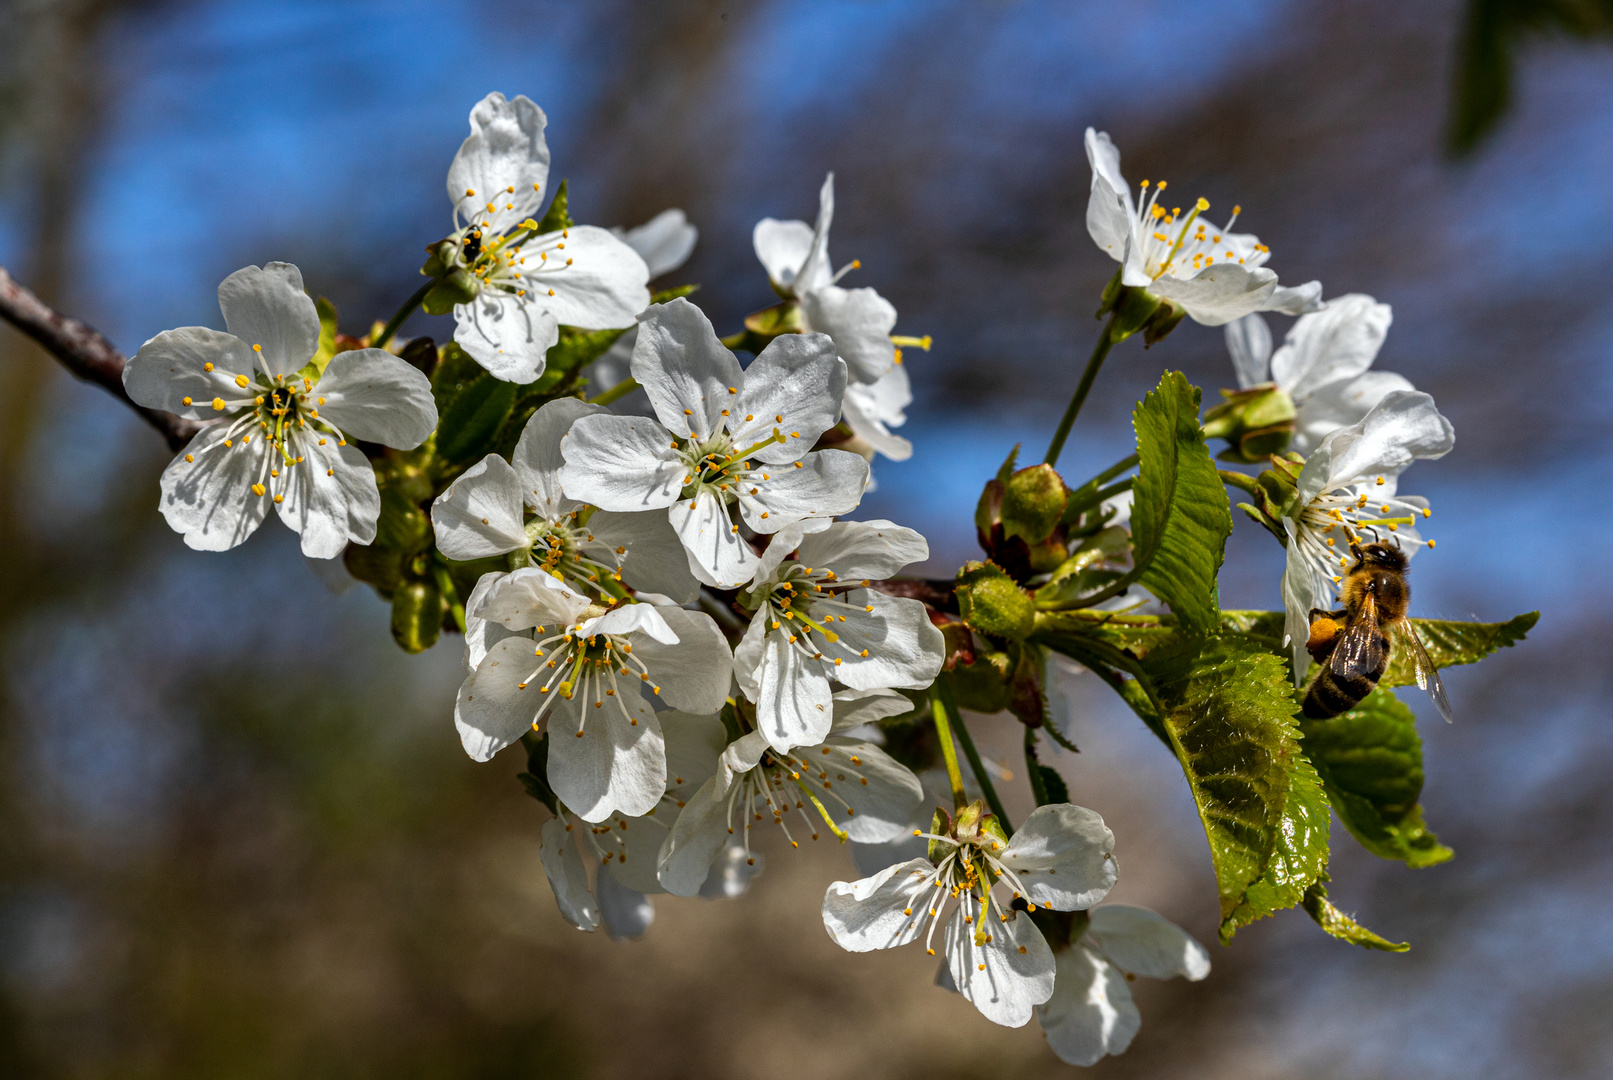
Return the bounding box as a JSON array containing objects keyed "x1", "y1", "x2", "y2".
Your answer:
[
  {"x1": 519, "y1": 515, "x2": 624, "y2": 594},
  {"x1": 510, "y1": 623, "x2": 662, "y2": 739},
  {"x1": 1131, "y1": 179, "x2": 1268, "y2": 281},
  {"x1": 746, "y1": 564, "x2": 876, "y2": 667},
  {"x1": 1295, "y1": 477, "x2": 1434, "y2": 589}
]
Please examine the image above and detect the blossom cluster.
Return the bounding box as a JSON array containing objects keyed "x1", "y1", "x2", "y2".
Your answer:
[{"x1": 100, "y1": 90, "x2": 1523, "y2": 1072}]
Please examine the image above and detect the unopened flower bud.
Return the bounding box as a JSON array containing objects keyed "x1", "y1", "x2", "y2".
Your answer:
[
  {"x1": 390, "y1": 580, "x2": 443, "y2": 654},
  {"x1": 1202, "y1": 383, "x2": 1298, "y2": 464}
]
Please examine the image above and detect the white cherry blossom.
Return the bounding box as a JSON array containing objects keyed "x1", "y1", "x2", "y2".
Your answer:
[
  {"x1": 444, "y1": 92, "x2": 650, "y2": 384},
  {"x1": 1225, "y1": 294, "x2": 1414, "y2": 453},
  {"x1": 734, "y1": 519, "x2": 945, "y2": 751},
  {"x1": 1035, "y1": 905, "x2": 1210, "y2": 1065},
  {"x1": 538, "y1": 710, "x2": 726, "y2": 935},
  {"x1": 657, "y1": 688, "x2": 923, "y2": 896},
  {"x1": 754, "y1": 172, "x2": 924, "y2": 460},
  {"x1": 453, "y1": 570, "x2": 731, "y2": 820},
  {"x1": 822, "y1": 802, "x2": 1117, "y2": 1027},
  {"x1": 1282, "y1": 390, "x2": 1454, "y2": 677},
  {"x1": 123, "y1": 262, "x2": 437, "y2": 558},
  {"x1": 589, "y1": 208, "x2": 702, "y2": 407},
  {"x1": 430, "y1": 397, "x2": 698, "y2": 605},
  {"x1": 558, "y1": 298, "x2": 870, "y2": 589},
  {"x1": 1085, "y1": 128, "x2": 1322, "y2": 326}
]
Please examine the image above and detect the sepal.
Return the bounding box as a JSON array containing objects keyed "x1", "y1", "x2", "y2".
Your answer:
[
  {"x1": 1202, "y1": 383, "x2": 1297, "y2": 463},
  {"x1": 956, "y1": 561, "x2": 1035, "y2": 641}
]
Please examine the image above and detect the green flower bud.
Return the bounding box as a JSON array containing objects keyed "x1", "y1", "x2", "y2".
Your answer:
[
  {"x1": 927, "y1": 806, "x2": 954, "y2": 864},
  {"x1": 1202, "y1": 383, "x2": 1298, "y2": 464},
  {"x1": 420, "y1": 238, "x2": 460, "y2": 280},
  {"x1": 391, "y1": 580, "x2": 442, "y2": 654},
  {"x1": 373, "y1": 487, "x2": 432, "y2": 554},
  {"x1": 950, "y1": 647, "x2": 1012, "y2": 714},
  {"x1": 1000, "y1": 463, "x2": 1068, "y2": 547},
  {"x1": 955, "y1": 561, "x2": 1036, "y2": 641}
]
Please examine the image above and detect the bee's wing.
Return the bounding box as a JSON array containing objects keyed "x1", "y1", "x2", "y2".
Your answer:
[
  {"x1": 1397, "y1": 617, "x2": 1455, "y2": 724},
  {"x1": 1329, "y1": 593, "x2": 1386, "y2": 681}
]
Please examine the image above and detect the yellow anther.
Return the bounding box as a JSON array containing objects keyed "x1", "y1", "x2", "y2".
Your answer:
[
  {"x1": 212, "y1": 397, "x2": 226, "y2": 411},
  {"x1": 251, "y1": 483, "x2": 266, "y2": 496},
  {"x1": 181, "y1": 396, "x2": 193, "y2": 407}
]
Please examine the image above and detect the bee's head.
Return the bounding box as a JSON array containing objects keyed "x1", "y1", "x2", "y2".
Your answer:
[{"x1": 1350, "y1": 541, "x2": 1408, "y2": 573}]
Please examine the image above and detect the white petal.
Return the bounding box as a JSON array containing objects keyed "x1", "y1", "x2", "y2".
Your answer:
[
  {"x1": 750, "y1": 521, "x2": 812, "y2": 588},
  {"x1": 616, "y1": 208, "x2": 698, "y2": 278},
  {"x1": 753, "y1": 217, "x2": 815, "y2": 291},
  {"x1": 1083, "y1": 129, "x2": 1141, "y2": 281},
  {"x1": 794, "y1": 172, "x2": 836, "y2": 295},
  {"x1": 1151, "y1": 264, "x2": 1280, "y2": 326},
  {"x1": 216, "y1": 263, "x2": 319, "y2": 377},
  {"x1": 157, "y1": 420, "x2": 273, "y2": 552},
  {"x1": 698, "y1": 843, "x2": 765, "y2": 899},
  {"x1": 799, "y1": 284, "x2": 897, "y2": 384},
  {"x1": 631, "y1": 298, "x2": 743, "y2": 441},
  {"x1": 795, "y1": 519, "x2": 929, "y2": 580},
  {"x1": 461, "y1": 571, "x2": 519, "y2": 671},
  {"x1": 843, "y1": 374, "x2": 913, "y2": 462},
  {"x1": 1271, "y1": 293, "x2": 1391, "y2": 402},
  {"x1": 737, "y1": 450, "x2": 869, "y2": 532},
  {"x1": 828, "y1": 591, "x2": 947, "y2": 692},
  {"x1": 453, "y1": 289, "x2": 558, "y2": 384},
  {"x1": 660, "y1": 710, "x2": 729, "y2": 794},
  {"x1": 804, "y1": 738, "x2": 923, "y2": 843},
  {"x1": 597, "y1": 872, "x2": 655, "y2": 940},
  {"x1": 1086, "y1": 905, "x2": 1211, "y2": 981},
  {"x1": 1316, "y1": 390, "x2": 1454, "y2": 489},
  {"x1": 656, "y1": 778, "x2": 732, "y2": 896},
  {"x1": 731, "y1": 608, "x2": 769, "y2": 702},
  {"x1": 313, "y1": 349, "x2": 438, "y2": 449},
  {"x1": 558, "y1": 413, "x2": 683, "y2": 512},
  {"x1": 514, "y1": 397, "x2": 608, "y2": 517},
  {"x1": 538, "y1": 817, "x2": 599, "y2": 932},
  {"x1": 999, "y1": 803, "x2": 1118, "y2": 910},
  {"x1": 124, "y1": 327, "x2": 254, "y2": 418},
  {"x1": 446, "y1": 92, "x2": 550, "y2": 233},
  {"x1": 274, "y1": 429, "x2": 382, "y2": 559},
  {"x1": 729, "y1": 333, "x2": 847, "y2": 464},
  {"x1": 1036, "y1": 943, "x2": 1138, "y2": 1065},
  {"x1": 546, "y1": 694, "x2": 666, "y2": 822},
  {"x1": 455, "y1": 638, "x2": 546, "y2": 762},
  {"x1": 1292, "y1": 370, "x2": 1415, "y2": 455},
  {"x1": 1223, "y1": 313, "x2": 1272, "y2": 389},
  {"x1": 821, "y1": 858, "x2": 932, "y2": 952},
  {"x1": 829, "y1": 687, "x2": 915, "y2": 732},
  {"x1": 475, "y1": 566, "x2": 592, "y2": 631},
  {"x1": 586, "y1": 510, "x2": 699, "y2": 603},
  {"x1": 1269, "y1": 279, "x2": 1325, "y2": 315},
  {"x1": 748, "y1": 626, "x2": 834, "y2": 752},
  {"x1": 630, "y1": 607, "x2": 733, "y2": 715},
  {"x1": 947, "y1": 904, "x2": 1055, "y2": 1027},
  {"x1": 521, "y1": 226, "x2": 650, "y2": 330},
  {"x1": 431, "y1": 454, "x2": 527, "y2": 560},
  {"x1": 670, "y1": 488, "x2": 758, "y2": 589},
  {"x1": 582, "y1": 602, "x2": 677, "y2": 644}
]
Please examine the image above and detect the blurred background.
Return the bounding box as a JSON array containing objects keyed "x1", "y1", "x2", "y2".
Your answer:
[{"x1": 1, "y1": 0, "x2": 1609, "y2": 1076}]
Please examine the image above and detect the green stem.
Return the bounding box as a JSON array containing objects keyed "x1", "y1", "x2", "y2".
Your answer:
[
  {"x1": 1064, "y1": 478, "x2": 1133, "y2": 521},
  {"x1": 1044, "y1": 312, "x2": 1119, "y2": 468},
  {"x1": 372, "y1": 279, "x2": 435, "y2": 351},
  {"x1": 432, "y1": 561, "x2": 465, "y2": 633},
  {"x1": 930, "y1": 687, "x2": 968, "y2": 813},
  {"x1": 939, "y1": 676, "x2": 1012, "y2": 832},
  {"x1": 1218, "y1": 468, "x2": 1260, "y2": 496},
  {"x1": 1025, "y1": 728, "x2": 1049, "y2": 807},
  {"x1": 589, "y1": 376, "x2": 640, "y2": 407}
]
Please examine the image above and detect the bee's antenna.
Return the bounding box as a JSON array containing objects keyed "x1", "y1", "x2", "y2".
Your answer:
[{"x1": 1362, "y1": 524, "x2": 1382, "y2": 544}]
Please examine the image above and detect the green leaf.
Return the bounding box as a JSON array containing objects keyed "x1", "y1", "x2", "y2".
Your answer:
[
  {"x1": 1303, "y1": 879, "x2": 1408, "y2": 952},
  {"x1": 530, "y1": 325, "x2": 628, "y2": 396},
  {"x1": 1221, "y1": 749, "x2": 1329, "y2": 942},
  {"x1": 1037, "y1": 765, "x2": 1069, "y2": 805},
  {"x1": 309, "y1": 296, "x2": 339, "y2": 374},
  {"x1": 651, "y1": 283, "x2": 699, "y2": 305},
  {"x1": 1383, "y1": 611, "x2": 1538, "y2": 688},
  {"x1": 1301, "y1": 687, "x2": 1452, "y2": 868},
  {"x1": 1128, "y1": 371, "x2": 1232, "y2": 633},
  {"x1": 435, "y1": 373, "x2": 516, "y2": 464},
  {"x1": 1135, "y1": 635, "x2": 1325, "y2": 940},
  {"x1": 537, "y1": 178, "x2": 573, "y2": 233}
]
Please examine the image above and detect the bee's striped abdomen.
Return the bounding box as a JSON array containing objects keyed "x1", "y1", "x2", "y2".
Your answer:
[{"x1": 1302, "y1": 632, "x2": 1389, "y2": 719}]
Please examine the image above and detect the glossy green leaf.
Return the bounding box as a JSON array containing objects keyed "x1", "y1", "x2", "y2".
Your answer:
[
  {"x1": 1383, "y1": 611, "x2": 1538, "y2": 687},
  {"x1": 1301, "y1": 687, "x2": 1453, "y2": 868},
  {"x1": 1127, "y1": 371, "x2": 1231, "y2": 632},
  {"x1": 1303, "y1": 879, "x2": 1408, "y2": 952},
  {"x1": 435, "y1": 374, "x2": 517, "y2": 465},
  {"x1": 1134, "y1": 635, "x2": 1324, "y2": 939}
]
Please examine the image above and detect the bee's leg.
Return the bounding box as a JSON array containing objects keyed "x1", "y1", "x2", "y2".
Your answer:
[{"x1": 1305, "y1": 609, "x2": 1346, "y2": 665}]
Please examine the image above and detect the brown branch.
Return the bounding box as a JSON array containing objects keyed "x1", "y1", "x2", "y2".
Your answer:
[
  {"x1": 870, "y1": 578, "x2": 958, "y2": 613},
  {"x1": 0, "y1": 265, "x2": 200, "y2": 451}
]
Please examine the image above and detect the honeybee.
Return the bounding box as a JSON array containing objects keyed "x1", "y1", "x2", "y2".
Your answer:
[{"x1": 1301, "y1": 541, "x2": 1453, "y2": 723}]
